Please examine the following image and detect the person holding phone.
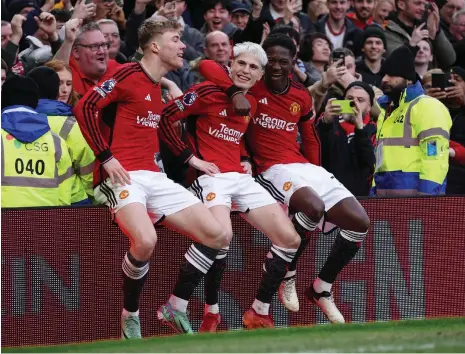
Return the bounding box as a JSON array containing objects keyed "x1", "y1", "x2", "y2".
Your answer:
[{"x1": 317, "y1": 81, "x2": 377, "y2": 196}]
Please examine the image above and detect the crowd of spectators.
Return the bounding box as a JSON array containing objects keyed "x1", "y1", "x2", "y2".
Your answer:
[{"x1": 1, "y1": 0, "x2": 464, "y2": 207}]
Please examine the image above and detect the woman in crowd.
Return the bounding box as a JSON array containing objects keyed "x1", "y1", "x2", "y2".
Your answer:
[{"x1": 44, "y1": 59, "x2": 79, "y2": 106}]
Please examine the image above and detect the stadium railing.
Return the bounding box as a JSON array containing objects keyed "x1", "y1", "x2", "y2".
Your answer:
[{"x1": 2, "y1": 196, "x2": 465, "y2": 347}]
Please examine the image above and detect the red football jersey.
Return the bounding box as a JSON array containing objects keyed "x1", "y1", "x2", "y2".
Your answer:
[
  {"x1": 74, "y1": 62, "x2": 163, "y2": 186},
  {"x1": 159, "y1": 81, "x2": 257, "y2": 183},
  {"x1": 198, "y1": 60, "x2": 321, "y2": 174}
]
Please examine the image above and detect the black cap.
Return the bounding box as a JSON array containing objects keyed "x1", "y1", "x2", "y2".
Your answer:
[
  {"x1": 361, "y1": 25, "x2": 387, "y2": 49},
  {"x1": 27, "y1": 66, "x2": 60, "y2": 100},
  {"x1": 451, "y1": 66, "x2": 465, "y2": 82},
  {"x1": 380, "y1": 45, "x2": 416, "y2": 82},
  {"x1": 2, "y1": 74, "x2": 40, "y2": 109},
  {"x1": 231, "y1": 1, "x2": 251, "y2": 14},
  {"x1": 345, "y1": 81, "x2": 375, "y2": 106}
]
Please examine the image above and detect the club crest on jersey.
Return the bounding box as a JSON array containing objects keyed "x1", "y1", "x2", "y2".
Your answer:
[
  {"x1": 101, "y1": 79, "x2": 116, "y2": 94},
  {"x1": 283, "y1": 181, "x2": 292, "y2": 191},
  {"x1": 290, "y1": 102, "x2": 301, "y2": 116},
  {"x1": 119, "y1": 190, "x2": 130, "y2": 200},
  {"x1": 206, "y1": 192, "x2": 216, "y2": 201},
  {"x1": 183, "y1": 92, "x2": 197, "y2": 106},
  {"x1": 243, "y1": 115, "x2": 250, "y2": 123}
]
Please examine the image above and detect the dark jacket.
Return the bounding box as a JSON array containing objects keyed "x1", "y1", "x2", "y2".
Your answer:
[
  {"x1": 200, "y1": 18, "x2": 263, "y2": 45},
  {"x1": 315, "y1": 16, "x2": 362, "y2": 55},
  {"x1": 316, "y1": 115, "x2": 377, "y2": 196},
  {"x1": 447, "y1": 108, "x2": 465, "y2": 195},
  {"x1": 356, "y1": 57, "x2": 384, "y2": 88}
]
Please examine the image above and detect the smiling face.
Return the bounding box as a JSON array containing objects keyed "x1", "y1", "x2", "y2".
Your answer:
[
  {"x1": 328, "y1": 0, "x2": 350, "y2": 21},
  {"x1": 362, "y1": 37, "x2": 385, "y2": 62},
  {"x1": 264, "y1": 45, "x2": 295, "y2": 89},
  {"x1": 354, "y1": 0, "x2": 375, "y2": 20},
  {"x1": 230, "y1": 53, "x2": 263, "y2": 90},
  {"x1": 154, "y1": 30, "x2": 186, "y2": 71},
  {"x1": 72, "y1": 30, "x2": 109, "y2": 81},
  {"x1": 415, "y1": 39, "x2": 433, "y2": 65},
  {"x1": 373, "y1": 0, "x2": 394, "y2": 23},
  {"x1": 204, "y1": 3, "x2": 231, "y2": 32}
]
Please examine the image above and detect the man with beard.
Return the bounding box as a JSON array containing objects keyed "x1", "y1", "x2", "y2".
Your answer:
[
  {"x1": 356, "y1": 25, "x2": 386, "y2": 87},
  {"x1": 199, "y1": 33, "x2": 371, "y2": 325},
  {"x1": 346, "y1": 0, "x2": 375, "y2": 29},
  {"x1": 372, "y1": 45, "x2": 452, "y2": 197}
]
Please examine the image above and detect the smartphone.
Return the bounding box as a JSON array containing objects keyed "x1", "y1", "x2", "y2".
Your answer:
[
  {"x1": 420, "y1": 1, "x2": 433, "y2": 24},
  {"x1": 333, "y1": 51, "x2": 345, "y2": 67},
  {"x1": 431, "y1": 73, "x2": 451, "y2": 90},
  {"x1": 332, "y1": 100, "x2": 355, "y2": 114}
]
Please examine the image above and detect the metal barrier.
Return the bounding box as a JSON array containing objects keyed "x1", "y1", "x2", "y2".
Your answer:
[{"x1": 2, "y1": 196, "x2": 465, "y2": 347}]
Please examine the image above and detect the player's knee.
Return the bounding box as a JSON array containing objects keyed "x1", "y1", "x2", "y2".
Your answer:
[
  {"x1": 353, "y1": 211, "x2": 370, "y2": 233},
  {"x1": 203, "y1": 223, "x2": 228, "y2": 250},
  {"x1": 282, "y1": 227, "x2": 301, "y2": 250},
  {"x1": 223, "y1": 229, "x2": 234, "y2": 247},
  {"x1": 132, "y1": 230, "x2": 157, "y2": 258},
  {"x1": 303, "y1": 198, "x2": 325, "y2": 222}
]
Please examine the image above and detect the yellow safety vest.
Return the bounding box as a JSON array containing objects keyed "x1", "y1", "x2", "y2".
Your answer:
[
  {"x1": 1, "y1": 129, "x2": 73, "y2": 207},
  {"x1": 374, "y1": 86, "x2": 452, "y2": 196},
  {"x1": 48, "y1": 115, "x2": 95, "y2": 203}
]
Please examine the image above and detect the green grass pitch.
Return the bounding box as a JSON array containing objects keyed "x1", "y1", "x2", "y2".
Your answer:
[{"x1": 5, "y1": 317, "x2": 465, "y2": 353}]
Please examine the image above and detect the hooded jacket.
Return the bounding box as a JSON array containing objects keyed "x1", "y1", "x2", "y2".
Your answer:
[
  {"x1": 1, "y1": 105, "x2": 73, "y2": 207},
  {"x1": 36, "y1": 99, "x2": 95, "y2": 204}
]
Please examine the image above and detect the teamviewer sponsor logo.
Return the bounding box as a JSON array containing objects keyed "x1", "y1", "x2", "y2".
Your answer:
[
  {"x1": 208, "y1": 123, "x2": 243, "y2": 144},
  {"x1": 252, "y1": 113, "x2": 297, "y2": 131},
  {"x1": 136, "y1": 111, "x2": 161, "y2": 129}
]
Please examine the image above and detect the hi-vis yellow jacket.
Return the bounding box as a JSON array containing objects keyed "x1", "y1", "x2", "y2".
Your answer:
[
  {"x1": 1, "y1": 106, "x2": 73, "y2": 207},
  {"x1": 36, "y1": 99, "x2": 95, "y2": 204},
  {"x1": 372, "y1": 81, "x2": 452, "y2": 196}
]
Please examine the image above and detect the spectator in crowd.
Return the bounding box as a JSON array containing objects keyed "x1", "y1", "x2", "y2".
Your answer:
[
  {"x1": 299, "y1": 32, "x2": 332, "y2": 85},
  {"x1": 200, "y1": 0, "x2": 263, "y2": 45},
  {"x1": 446, "y1": 67, "x2": 465, "y2": 194},
  {"x1": 189, "y1": 30, "x2": 232, "y2": 83},
  {"x1": 6, "y1": 0, "x2": 37, "y2": 19},
  {"x1": 54, "y1": 20, "x2": 119, "y2": 97},
  {"x1": 439, "y1": 0, "x2": 464, "y2": 40},
  {"x1": 44, "y1": 59, "x2": 79, "y2": 106},
  {"x1": 260, "y1": 0, "x2": 315, "y2": 36},
  {"x1": 424, "y1": 66, "x2": 465, "y2": 194},
  {"x1": 149, "y1": 0, "x2": 205, "y2": 62},
  {"x1": 1, "y1": 74, "x2": 73, "y2": 207},
  {"x1": 384, "y1": 0, "x2": 456, "y2": 69},
  {"x1": 1, "y1": 58, "x2": 8, "y2": 86},
  {"x1": 1, "y1": 20, "x2": 12, "y2": 47},
  {"x1": 27, "y1": 66, "x2": 95, "y2": 204},
  {"x1": 450, "y1": 8, "x2": 465, "y2": 42},
  {"x1": 50, "y1": 8, "x2": 72, "y2": 31},
  {"x1": 372, "y1": 0, "x2": 394, "y2": 28},
  {"x1": 94, "y1": 0, "x2": 126, "y2": 32},
  {"x1": 356, "y1": 25, "x2": 386, "y2": 87},
  {"x1": 314, "y1": 0, "x2": 362, "y2": 53},
  {"x1": 414, "y1": 39, "x2": 434, "y2": 79},
  {"x1": 307, "y1": 0, "x2": 329, "y2": 23},
  {"x1": 372, "y1": 46, "x2": 452, "y2": 196},
  {"x1": 230, "y1": 1, "x2": 251, "y2": 29},
  {"x1": 316, "y1": 81, "x2": 376, "y2": 196},
  {"x1": 346, "y1": 0, "x2": 375, "y2": 29},
  {"x1": 97, "y1": 19, "x2": 128, "y2": 63}
]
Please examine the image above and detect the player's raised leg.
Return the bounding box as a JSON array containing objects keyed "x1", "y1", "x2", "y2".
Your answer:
[
  {"x1": 241, "y1": 203, "x2": 301, "y2": 329},
  {"x1": 157, "y1": 202, "x2": 226, "y2": 334},
  {"x1": 198, "y1": 205, "x2": 233, "y2": 332},
  {"x1": 278, "y1": 186, "x2": 325, "y2": 312},
  {"x1": 305, "y1": 196, "x2": 369, "y2": 324}
]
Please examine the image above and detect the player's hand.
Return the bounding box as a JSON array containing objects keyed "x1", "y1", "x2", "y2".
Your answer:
[
  {"x1": 166, "y1": 84, "x2": 183, "y2": 101},
  {"x1": 103, "y1": 158, "x2": 131, "y2": 186},
  {"x1": 232, "y1": 93, "x2": 251, "y2": 116},
  {"x1": 188, "y1": 156, "x2": 220, "y2": 176},
  {"x1": 323, "y1": 98, "x2": 341, "y2": 123},
  {"x1": 240, "y1": 161, "x2": 253, "y2": 175}
]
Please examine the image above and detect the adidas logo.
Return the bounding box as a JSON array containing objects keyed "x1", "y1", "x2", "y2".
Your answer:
[
  {"x1": 219, "y1": 109, "x2": 227, "y2": 117},
  {"x1": 259, "y1": 97, "x2": 268, "y2": 104},
  {"x1": 145, "y1": 94, "x2": 151, "y2": 101}
]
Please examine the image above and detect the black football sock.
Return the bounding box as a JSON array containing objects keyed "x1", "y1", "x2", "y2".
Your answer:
[
  {"x1": 122, "y1": 251, "x2": 149, "y2": 313},
  {"x1": 286, "y1": 213, "x2": 317, "y2": 276},
  {"x1": 204, "y1": 247, "x2": 228, "y2": 306}
]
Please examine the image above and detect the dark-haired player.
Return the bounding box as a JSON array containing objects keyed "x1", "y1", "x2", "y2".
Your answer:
[
  {"x1": 159, "y1": 41, "x2": 301, "y2": 331},
  {"x1": 74, "y1": 18, "x2": 227, "y2": 338},
  {"x1": 199, "y1": 33, "x2": 370, "y2": 324}
]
